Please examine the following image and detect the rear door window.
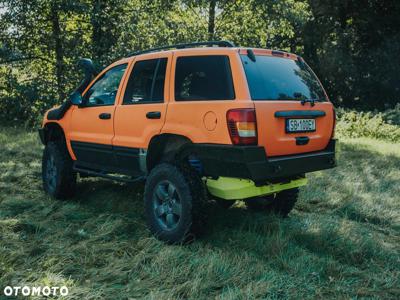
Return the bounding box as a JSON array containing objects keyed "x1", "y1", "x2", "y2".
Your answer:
[
  {"x1": 123, "y1": 58, "x2": 167, "y2": 104},
  {"x1": 175, "y1": 55, "x2": 235, "y2": 101},
  {"x1": 241, "y1": 55, "x2": 326, "y2": 101}
]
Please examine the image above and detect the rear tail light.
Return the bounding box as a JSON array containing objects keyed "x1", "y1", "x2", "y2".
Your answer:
[{"x1": 227, "y1": 109, "x2": 257, "y2": 145}]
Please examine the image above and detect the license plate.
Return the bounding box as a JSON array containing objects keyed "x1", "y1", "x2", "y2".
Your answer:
[{"x1": 286, "y1": 118, "x2": 316, "y2": 133}]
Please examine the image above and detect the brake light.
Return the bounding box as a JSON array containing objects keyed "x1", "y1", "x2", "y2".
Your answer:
[{"x1": 227, "y1": 109, "x2": 257, "y2": 145}]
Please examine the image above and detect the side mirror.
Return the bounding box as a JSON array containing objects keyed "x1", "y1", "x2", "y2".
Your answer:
[{"x1": 69, "y1": 91, "x2": 83, "y2": 106}]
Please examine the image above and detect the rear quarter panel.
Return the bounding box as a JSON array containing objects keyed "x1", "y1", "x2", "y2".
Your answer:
[{"x1": 161, "y1": 49, "x2": 253, "y2": 144}]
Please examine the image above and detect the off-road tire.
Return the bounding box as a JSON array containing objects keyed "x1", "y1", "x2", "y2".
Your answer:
[
  {"x1": 144, "y1": 163, "x2": 207, "y2": 244},
  {"x1": 245, "y1": 194, "x2": 275, "y2": 211},
  {"x1": 272, "y1": 188, "x2": 299, "y2": 217},
  {"x1": 42, "y1": 141, "x2": 77, "y2": 199}
]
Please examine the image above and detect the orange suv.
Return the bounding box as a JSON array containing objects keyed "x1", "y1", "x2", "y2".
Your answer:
[{"x1": 39, "y1": 41, "x2": 336, "y2": 243}]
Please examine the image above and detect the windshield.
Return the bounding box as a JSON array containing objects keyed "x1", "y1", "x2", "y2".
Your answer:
[{"x1": 241, "y1": 54, "x2": 326, "y2": 101}]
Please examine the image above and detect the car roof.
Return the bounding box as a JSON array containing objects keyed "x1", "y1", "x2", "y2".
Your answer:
[
  {"x1": 110, "y1": 46, "x2": 299, "y2": 66},
  {"x1": 126, "y1": 47, "x2": 297, "y2": 59},
  {"x1": 128, "y1": 46, "x2": 239, "y2": 58}
]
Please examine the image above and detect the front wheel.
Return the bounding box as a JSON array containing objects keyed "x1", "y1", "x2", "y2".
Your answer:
[
  {"x1": 42, "y1": 141, "x2": 77, "y2": 199},
  {"x1": 144, "y1": 163, "x2": 207, "y2": 244}
]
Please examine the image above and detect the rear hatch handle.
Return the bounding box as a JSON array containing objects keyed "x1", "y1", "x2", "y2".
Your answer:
[{"x1": 274, "y1": 110, "x2": 326, "y2": 118}]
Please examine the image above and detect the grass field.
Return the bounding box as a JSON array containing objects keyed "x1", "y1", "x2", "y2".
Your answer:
[{"x1": 0, "y1": 127, "x2": 399, "y2": 299}]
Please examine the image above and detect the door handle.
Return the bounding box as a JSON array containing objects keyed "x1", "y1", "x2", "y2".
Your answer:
[
  {"x1": 146, "y1": 111, "x2": 161, "y2": 119},
  {"x1": 99, "y1": 113, "x2": 111, "y2": 120}
]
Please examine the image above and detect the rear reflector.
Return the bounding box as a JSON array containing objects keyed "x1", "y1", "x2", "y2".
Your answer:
[{"x1": 227, "y1": 109, "x2": 257, "y2": 145}]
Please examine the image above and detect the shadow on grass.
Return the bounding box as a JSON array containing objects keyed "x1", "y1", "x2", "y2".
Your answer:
[
  {"x1": 1, "y1": 131, "x2": 399, "y2": 298},
  {"x1": 36, "y1": 141, "x2": 398, "y2": 267}
]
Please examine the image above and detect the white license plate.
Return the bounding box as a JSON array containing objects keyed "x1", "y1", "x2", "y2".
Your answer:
[{"x1": 286, "y1": 118, "x2": 316, "y2": 133}]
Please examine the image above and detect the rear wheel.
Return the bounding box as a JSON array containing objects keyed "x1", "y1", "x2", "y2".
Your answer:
[
  {"x1": 214, "y1": 198, "x2": 236, "y2": 209},
  {"x1": 245, "y1": 194, "x2": 275, "y2": 211},
  {"x1": 144, "y1": 163, "x2": 207, "y2": 244},
  {"x1": 272, "y1": 188, "x2": 299, "y2": 217},
  {"x1": 245, "y1": 188, "x2": 299, "y2": 217},
  {"x1": 42, "y1": 141, "x2": 76, "y2": 199}
]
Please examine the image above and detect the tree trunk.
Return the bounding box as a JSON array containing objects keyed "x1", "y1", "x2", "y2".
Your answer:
[
  {"x1": 208, "y1": 0, "x2": 217, "y2": 40},
  {"x1": 50, "y1": 2, "x2": 64, "y2": 102},
  {"x1": 91, "y1": 0, "x2": 105, "y2": 62}
]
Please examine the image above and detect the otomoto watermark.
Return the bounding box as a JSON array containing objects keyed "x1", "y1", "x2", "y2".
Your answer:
[{"x1": 3, "y1": 286, "x2": 69, "y2": 297}]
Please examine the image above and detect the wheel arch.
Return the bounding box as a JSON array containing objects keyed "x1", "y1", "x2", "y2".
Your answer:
[
  {"x1": 42, "y1": 122, "x2": 66, "y2": 145},
  {"x1": 146, "y1": 134, "x2": 192, "y2": 172}
]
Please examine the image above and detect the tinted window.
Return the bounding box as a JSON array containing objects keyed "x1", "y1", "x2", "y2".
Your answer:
[
  {"x1": 175, "y1": 56, "x2": 235, "y2": 101},
  {"x1": 123, "y1": 58, "x2": 167, "y2": 104},
  {"x1": 83, "y1": 64, "x2": 127, "y2": 106},
  {"x1": 241, "y1": 55, "x2": 326, "y2": 101}
]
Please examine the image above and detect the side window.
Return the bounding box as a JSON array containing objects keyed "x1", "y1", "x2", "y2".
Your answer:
[
  {"x1": 83, "y1": 64, "x2": 127, "y2": 106},
  {"x1": 175, "y1": 55, "x2": 235, "y2": 101},
  {"x1": 123, "y1": 58, "x2": 167, "y2": 104}
]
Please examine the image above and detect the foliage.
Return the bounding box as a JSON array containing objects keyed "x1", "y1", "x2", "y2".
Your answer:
[
  {"x1": 0, "y1": 127, "x2": 399, "y2": 298},
  {"x1": 305, "y1": 0, "x2": 400, "y2": 109},
  {"x1": 382, "y1": 103, "x2": 400, "y2": 126},
  {"x1": 336, "y1": 108, "x2": 400, "y2": 142},
  {"x1": 0, "y1": 0, "x2": 398, "y2": 126}
]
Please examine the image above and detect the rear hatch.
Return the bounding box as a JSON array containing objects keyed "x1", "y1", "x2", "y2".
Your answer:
[{"x1": 240, "y1": 49, "x2": 335, "y2": 157}]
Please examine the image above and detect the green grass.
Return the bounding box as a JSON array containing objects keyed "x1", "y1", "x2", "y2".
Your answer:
[{"x1": 0, "y1": 127, "x2": 399, "y2": 299}]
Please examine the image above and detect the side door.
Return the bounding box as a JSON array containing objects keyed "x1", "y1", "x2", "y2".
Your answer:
[
  {"x1": 68, "y1": 63, "x2": 128, "y2": 171},
  {"x1": 113, "y1": 53, "x2": 171, "y2": 176}
]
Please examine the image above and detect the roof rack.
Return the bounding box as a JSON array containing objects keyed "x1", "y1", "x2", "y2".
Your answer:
[{"x1": 128, "y1": 40, "x2": 235, "y2": 57}]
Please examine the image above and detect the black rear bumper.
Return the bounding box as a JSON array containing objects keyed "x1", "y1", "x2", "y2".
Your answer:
[{"x1": 189, "y1": 140, "x2": 336, "y2": 184}]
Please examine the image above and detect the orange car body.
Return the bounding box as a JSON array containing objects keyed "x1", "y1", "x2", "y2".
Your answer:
[{"x1": 40, "y1": 46, "x2": 336, "y2": 183}]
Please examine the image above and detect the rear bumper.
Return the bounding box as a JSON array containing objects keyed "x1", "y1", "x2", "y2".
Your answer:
[{"x1": 189, "y1": 139, "x2": 336, "y2": 184}]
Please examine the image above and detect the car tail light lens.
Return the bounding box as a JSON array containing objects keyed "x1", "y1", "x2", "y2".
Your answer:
[{"x1": 227, "y1": 109, "x2": 257, "y2": 145}]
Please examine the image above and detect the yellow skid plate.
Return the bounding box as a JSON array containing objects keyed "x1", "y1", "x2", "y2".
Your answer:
[{"x1": 206, "y1": 177, "x2": 307, "y2": 200}]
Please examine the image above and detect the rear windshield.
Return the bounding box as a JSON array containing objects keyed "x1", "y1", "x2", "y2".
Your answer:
[{"x1": 241, "y1": 54, "x2": 326, "y2": 101}]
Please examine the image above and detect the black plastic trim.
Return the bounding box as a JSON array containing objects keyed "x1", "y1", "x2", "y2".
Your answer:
[
  {"x1": 295, "y1": 136, "x2": 310, "y2": 145},
  {"x1": 99, "y1": 113, "x2": 112, "y2": 119},
  {"x1": 275, "y1": 110, "x2": 326, "y2": 118},
  {"x1": 187, "y1": 139, "x2": 336, "y2": 184},
  {"x1": 47, "y1": 101, "x2": 72, "y2": 120},
  {"x1": 146, "y1": 111, "x2": 161, "y2": 119},
  {"x1": 70, "y1": 141, "x2": 143, "y2": 177}
]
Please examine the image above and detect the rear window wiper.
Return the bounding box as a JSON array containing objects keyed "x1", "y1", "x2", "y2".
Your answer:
[
  {"x1": 293, "y1": 92, "x2": 318, "y2": 106},
  {"x1": 300, "y1": 98, "x2": 319, "y2": 106}
]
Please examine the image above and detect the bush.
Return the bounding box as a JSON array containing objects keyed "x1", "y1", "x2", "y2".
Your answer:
[
  {"x1": 382, "y1": 103, "x2": 400, "y2": 126},
  {"x1": 336, "y1": 108, "x2": 400, "y2": 142}
]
